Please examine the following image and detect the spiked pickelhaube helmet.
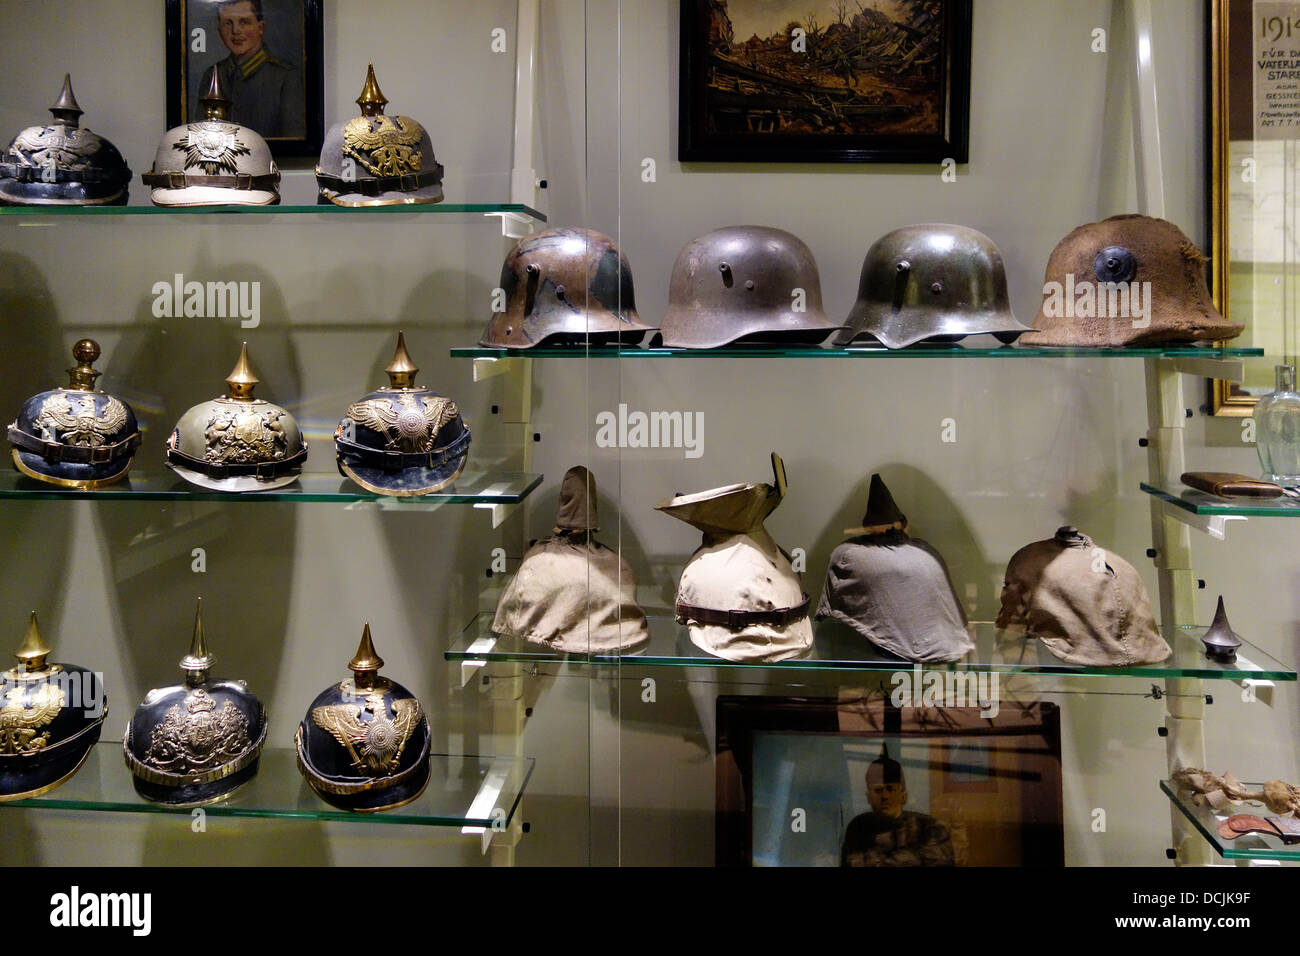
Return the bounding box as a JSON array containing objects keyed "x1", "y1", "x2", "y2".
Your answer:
[
  {"x1": 165, "y1": 343, "x2": 307, "y2": 492},
  {"x1": 0, "y1": 74, "x2": 132, "y2": 206},
  {"x1": 660, "y1": 226, "x2": 841, "y2": 349},
  {"x1": 835, "y1": 224, "x2": 1031, "y2": 348},
  {"x1": 315, "y1": 64, "x2": 444, "y2": 206},
  {"x1": 478, "y1": 227, "x2": 656, "y2": 348},
  {"x1": 143, "y1": 70, "x2": 280, "y2": 206},
  {"x1": 296, "y1": 624, "x2": 431, "y2": 812},
  {"x1": 123, "y1": 600, "x2": 267, "y2": 806},
  {"x1": 0, "y1": 613, "x2": 107, "y2": 801},
  {"x1": 8, "y1": 339, "x2": 141, "y2": 489},
  {"x1": 335, "y1": 333, "x2": 470, "y2": 496}
]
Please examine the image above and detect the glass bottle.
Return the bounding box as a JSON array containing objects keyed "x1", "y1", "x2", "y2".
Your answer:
[{"x1": 1256, "y1": 364, "x2": 1300, "y2": 486}]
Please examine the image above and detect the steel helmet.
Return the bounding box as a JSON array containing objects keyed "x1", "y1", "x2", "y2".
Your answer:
[{"x1": 660, "y1": 226, "x2": 840, "y2": 349}]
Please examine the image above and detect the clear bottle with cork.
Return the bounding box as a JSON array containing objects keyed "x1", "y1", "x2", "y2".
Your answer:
[{"x1": 1256, "y1": 364, "x2": 1300, "y2": 486}]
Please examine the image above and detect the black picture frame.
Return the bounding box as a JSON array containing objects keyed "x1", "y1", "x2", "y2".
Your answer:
[
  {"x1": 715, "y1": 693, "x2": 1063, "y2": 867},
  {"x1": 679, "y1": 0, "x2": 971, "y2": 163},
  {"x1": 165, "y1": 0, "x2": 324, "y2": 159}
]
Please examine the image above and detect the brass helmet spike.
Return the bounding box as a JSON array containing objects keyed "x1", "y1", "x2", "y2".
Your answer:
[
  {"x1": 356, "y1": 63, "x2": 388, "y2": 117},
  {"x1": 15, "y1": 612, "x2": 52, "y2": 672},
  {"x1": 225, "y1": 343, "x2": 260, "y2": 400},
  {"x1": 201, "y1": 69, "x2": 231, "y2": 121},
  {"x1": 347, "y1": 623, "x2": 385, "y2": 687},
  {"x1": 179, "y1": 597, "x2": 216, "y2": 684},
  {"x1": 385, "y1": 332, "x2": 419, "y2": 389},
  {"x1": 66, "y1": 339, "x2": 103, "y2": 391},
  {"x1": 49, "y1": 74, "x2": 83, "y2": 127}
]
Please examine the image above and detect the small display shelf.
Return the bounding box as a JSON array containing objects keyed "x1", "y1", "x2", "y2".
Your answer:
[
  {"x1": 452, "y1": 345, "x2": 1264, "y2": 359},
  {"x1": 0, "y1": 202, "x2": 546, "y2": 221},
  {"x1": 1, "y1": 743, "x2": 534, "y2": 829},
  {"x1": 447, "y1": 614, "x2": 1297, "y2": 680},
  {"x1": 1160, "y1": 779, "x2": 1300, "y2": 861},
  {"x1": 1142, "y1": 480, "x2": 1300, "y2": 517}
]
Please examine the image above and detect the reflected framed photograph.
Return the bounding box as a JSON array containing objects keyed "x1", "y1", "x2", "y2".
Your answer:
[
  {"x1": 679, "y1": 0, "x2": 972, "y2": 163},
  {"x1": 716, "y1": 693, "x2": 1063, "y2": 867},
  {"x1": 165, "y1": 0, "x2": 324, "y2": 158}
]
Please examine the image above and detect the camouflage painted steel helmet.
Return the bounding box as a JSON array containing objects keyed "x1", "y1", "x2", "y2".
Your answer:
[
  {"x1": 7, "y1": 339, "x2": 141, "y2": 489},
  {"x1": 142, "y1": 70, "x2": 279, "y2": 207},
  {"x1": 0, "y1": 74, "x2": 131, "y2": 206},
  {"x1": 123, "y1": 599, "x2": 267, "y2": 807},
  {"x1": 296, "y1": 624, "x2": 431, "y2": 812},
  {"x1": 660, "y1": 226, "x2": 840, "y2": 349},
  {"x1": 478, "y1": 227, "x2": 655, "y2": 348},
  {"x1": 316, "y1": 64, "x2": 444, "y2": 207},
  {"x1": 165, "y1": 343, "x2": 307, "y2": 493},
  {"x1": 0, "y1": 613, "x2": 107, "y2": 802},
  {"x1": 335, "y1": 332, "x2": 470, "y2": 496},
  {"x1": 835, "y1": 224, "x2": 1031, "y2": 348}
]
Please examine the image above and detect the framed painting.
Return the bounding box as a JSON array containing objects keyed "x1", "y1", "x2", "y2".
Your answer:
[
  {"x1": 679, "y1": 0, "x2": 972, "y2": 163},
  {"x1": 165, "y1": 0, "x2": 324, "y2": 158}
]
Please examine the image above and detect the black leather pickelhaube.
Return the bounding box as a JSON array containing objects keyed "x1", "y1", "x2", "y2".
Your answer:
[
  {"x1": 123, "y1": 600, "x2": 267, "y2": 807},
  {"x1": 0, "y1": 74, "x2": 132, "y2": 206},
  {"x1": 0, "y1": 613, "x2": 106, "y2": 801},
  {"x1": 334, "y1": 332, "x2": 470, "y2": 496},
  {"x1": 296, "y1": 624, "x2": 430, "y2": 812},
  {"x1": 7, "y1": 339, "x2": 141, "y2": 489}
]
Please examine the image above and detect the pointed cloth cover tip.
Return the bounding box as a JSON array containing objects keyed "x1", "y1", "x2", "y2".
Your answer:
[
  {"x1": 656, "y1": 453, "x2": 786, "y2": 535},
  {"x1": 554, "y1": 465, "x2": 598, "y2": 532},
  {"x1": 843, "y1": 474, "x2": 908, "y2": 536}
]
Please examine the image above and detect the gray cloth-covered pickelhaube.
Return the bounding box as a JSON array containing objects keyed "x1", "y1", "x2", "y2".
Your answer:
[
  {"x1": 142, "y1": 70, "x2": 279, "y2": 206},
  {"x1": 657, "y1": 453, "x2": 813, "y2": 662},
  {"x1": 123, "y1": 599, "x2": 266, "y2": 807},
  {"x1": 8, "y1": 339, "x2": 141, "y2": 489},
  {"x1": 492, "y1": 466, "x2": 650, "y2": 653},
  {"x1": 660, "y1": 226, "x2": 841, "y2": 349},
  {"x1": 835, "y1": 224, "x2": 1031, "y2": 348},
  {"x1": 0, "y1": 74, "x2": 131, "y2": 206},
  {"x1": 165, "y1": 343, "x2": 307, "y2": 492},
  {"x1": 996, "y1": 526, "x2": 1171, "y2": 666},
  {"x1": 315, "y1": 64, "x2": 444, "y2": 207},
  {"x1": 815, "y1": 474, "x2": 974, "y2": 662},
  {"x1": 335, "y1": 332, "x2": 470, "y2": 496},
  {"x1": 478, "y1": 227, "x2": 656, "y2": 348},
  {"x1": 296, "y1": 624, "x2": 431, "y2": 812},
  {"x1": 0, "y1": 613, "x2": 106, "y2": 802}
]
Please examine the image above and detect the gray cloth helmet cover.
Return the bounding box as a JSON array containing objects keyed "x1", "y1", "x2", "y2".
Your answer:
[
  {"x1": 835, "y1": 223, "x2": 1030, "y2": 348},
  {"x1": 492, "y1": 466, "x2": 649, "y2": 653},
  {"x1": 996, "y1": 526, "x2": 1171, "y2": 666}
]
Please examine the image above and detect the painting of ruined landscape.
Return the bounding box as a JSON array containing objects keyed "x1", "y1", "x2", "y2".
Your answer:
[{"x1": 680, "y1": 0, "x2": 970, "y2": 162}]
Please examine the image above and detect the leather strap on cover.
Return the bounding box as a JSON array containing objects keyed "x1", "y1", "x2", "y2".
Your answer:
[
  {"x1": 675, "y1": 594, "x2": 810, "y2": 629},
  {"x1": 7, "y1": 424, "x2": 140, "y2": 464},
  {"x1": 141, "y1": 170, "x2": 281, "y2": 190},
  {"x1": 166, "y1": 445, "x2": 307, "y2": 479},
  {"x1": 335, "y1": 429, "x2": 469, "y2": 472},
  {"x1": 0, "y1": 163, "x2": 126, "y2": 184},
  {"x1": 1180, "y1": 471, "x2": 1284, "y2": 498},
  {"x1": 314, "y1": 166, "x2": 443, "y2": 196}
]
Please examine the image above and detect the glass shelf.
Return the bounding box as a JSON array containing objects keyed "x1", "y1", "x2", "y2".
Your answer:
[
  {"x1": 0, "y1": 201, "x2": 545, "y2": 221},
  {"x1": 452, "y1": 345, "x2": 1264, "y2": 359},
  {"x1": 1, "y1": 742, "x2": 534, "y2": 829},
  {"x1": 0, "y1": 469, "x2": 542, "y2": 505},
  {"x1": 1142, "y1": 480, "x2": 1300, "y2": 517},
  {"x1": 447, "y1": 614, "x2": 1297, "y2": 680},
  {"x1": 1160, "y1": 779, "x2": 1300, "y2": 861}
]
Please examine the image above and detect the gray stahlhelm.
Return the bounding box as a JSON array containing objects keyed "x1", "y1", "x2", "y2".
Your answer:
[
  {"x1": 478, "y1": 227, "x2": 656, "y2": 348},
  {"x1": 0, "y1": 74, "x2": 131, "y2": 206},
  {"x1": 660, "y1": 226, "x2": 840, "y2": 349},
  {"x1": 165, "y1": 343, "x2": 307, "y2": 493},
  {"x1": 836, "y1": 224, "x2": 1031, "y2": 348},
  {"x1": 316, "y1": 64, "x2": 444, "y2": 206},
  {"x1": 143, "y1": 70, "x2": 279, "y2": 206},
  {"x1": 123, "y1": 599, "x2": 266, "y2": 807}
]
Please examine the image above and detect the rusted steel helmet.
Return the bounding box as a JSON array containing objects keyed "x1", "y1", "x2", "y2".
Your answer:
[
  {"x1": 660, "y1": 226, "x2": 841, "y2": 349},
  {"x1": 835, "y1": 224, "x2": 1030, "y2": 348},
  {"x1": 477, "y1": 227, "x2": 655, "y2": 348},
  {"x1": 1023, "y1": 214, "x2": 1243, "y2": 347}
]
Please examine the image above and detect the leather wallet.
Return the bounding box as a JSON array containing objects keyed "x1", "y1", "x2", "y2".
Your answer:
[{"x1": 1180, "y1": 472, "x2": 1284, "y2": 498}]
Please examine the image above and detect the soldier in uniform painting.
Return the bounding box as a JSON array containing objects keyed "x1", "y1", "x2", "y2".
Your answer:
[
  {"x1": 191, "y1": 0, "x2": 305, "y2": 138},
  {"x1": 841, "y1": 745, "x2": 955, "y2": 867}
]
